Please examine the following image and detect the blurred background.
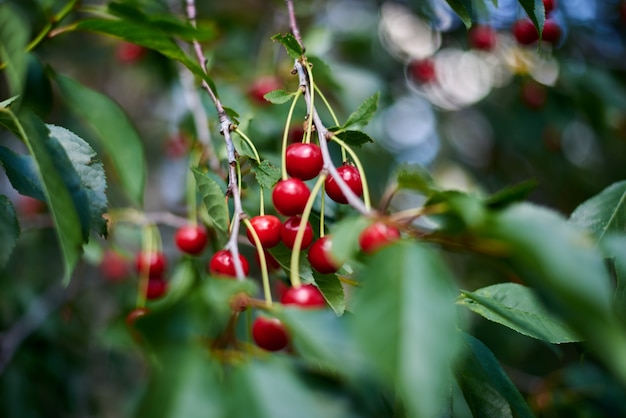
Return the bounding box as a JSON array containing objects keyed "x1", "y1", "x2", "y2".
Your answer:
[{"x1": 1, "y1": 0, "x2": 626, "y2": 416}]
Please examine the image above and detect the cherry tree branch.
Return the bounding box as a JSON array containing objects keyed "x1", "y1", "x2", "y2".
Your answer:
[
  {"x1": 285, "y1": 0, "x2": 305, "y2": 52},
  {"x1": 185, "y1": 0, "x2": 246, "y2": 279}
]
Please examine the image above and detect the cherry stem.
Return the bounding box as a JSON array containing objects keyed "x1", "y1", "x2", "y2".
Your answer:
[
  {"x1": 329, "y1": 134, "x2": 371, "y2": 211},
  {"x1": 234, "y1": 128, "x2": 261, "y2": 163},
  {"x1": 281, "y1": 89, "x2": 304, "y2": 180},
  {"x1": 186, "y1": 0, "x2": 246, "y2": 280},
  {"x1": 304, "y1": 63, "x2": 315, "y2": 145},
  {"x1": 289, "y1": 173, "x2": 326, "y2": 288},
  {"x1": 243, "y1": 218, "x2": 272, "y2": 306},
  {"x1": 25, "y1": 0, "x2": 78, "y2": 53},
  {"x1": 259, "y1": 187, "x2": 265, "y2": 216},
  {"x1": 319, "y1": 185, "x2": 326, "y2": 238}
]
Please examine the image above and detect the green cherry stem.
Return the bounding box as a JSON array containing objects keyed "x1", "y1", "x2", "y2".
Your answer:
[
  {"x1": 319, "y1": 184, "x2": 326, "y2": 238},
  {"x1": 243, "y1": 218, "x2": 272, "y2": 306},
  {"x1": 281, "y1": 89, "x2": 304, "y2": 180},
  {"x1": 259, "y1": 187, "x2": 265, "y2": 216},
  {"x1": 289, "y1": 173, "x2": 326, "y2": 288},
  {"x1": 234, "y1": 128, "x2": 261, "y2": 163},
  {"x1": 304, "y1": 62, "x2": 316, "y2": 145},
  {"x1": 329, "y1": 134, "x2": 371, "y2": 211}
]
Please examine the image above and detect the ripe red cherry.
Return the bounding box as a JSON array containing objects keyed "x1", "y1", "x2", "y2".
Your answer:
[
  {"x1": 116, "y1": 42, "x2": 146, "y2": 63},
  {"x1": 146, "y1": 278, "x2": 168, "y2": 300},
  {"x1": 325, "y1": 165, "x2": 363, "y2": 204},
  {"x1": 469, "y1": 25, "x2": 497, "y2": 51},
  {"x1": 175, "y1": 225, "x2": 208, "y2": 255},
  {"x1": 247, "y1": 215, "x2": 282, "y2": 248},
  {"x1": 252, "y1": 316, "x2": 289, "y2": 351},
  {"x1": 272, "y1": 178, "x2": 310, "y2": 216},
  {"x1": 248, "y1": 76, "x2": 281, "y2": 105},
  {"x1": 135, "y1": 251, "x2": 167, "y2": 278},
  {"x1": 285, "y1": 143, "x2": 324, "y2": 180},
  {"x1": 542, "y1": 20, "x2": 561, "y2": 44},
  {"x1": 512, "y1": 19, "x2": 538, "y2": 45},
  {"x1": 125, "y1": 307, "x2": 150, "y2": 327},
  {"x1": 520, "y1": 79, "x2": 547, "y2": 109},
  {"x1": 100, "y1": 250, "x2": 130, "y2": 282},
  {"x1": 281, "y1": 216, "x2": 314, "y2": 250},
  {"x1": 409, "y1": 59, "x2": 436, "y2": 84},
  {"x1": 308, "y1": 236, "x2": 340, "y2": 274},
  {"x1": 208, "y1": 249, "x2": 250, "y2": 277},
  {"x1": 543, "y1": 0, "x2": 555, "y2": 16},
  {"x1": 281, "y1": 284, "x2": 326, "y2": 308},
  {"x1": 359, "y1": 222, "x2": 401, "y2": 254}
]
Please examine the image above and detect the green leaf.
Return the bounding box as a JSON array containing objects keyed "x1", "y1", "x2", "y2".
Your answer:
[
  {"x1": 328, "y1": 215, "x2": 371, "y2": 264},
  {"x1": 569, "y1": 180, "x2": 626, "y2": 243},
  {"x1": 330, "y1": 130, "x2": 374, "y2": 148},
  {"x1": 0, "y1": 4, "x2": 29, "y2": 97},
  {"x1": 263, "y1": 89, "x2": 297, "y2": 104},
  {"x1": 223, "y1": 107, "x2": 240, "y2": 125},
  {"x1": 458, "y1": 283, "x2": 580, "y2": 343},
  {"x1": 0, "y1": 195, "x2": 19, "y2": 268},
  {"x1": 251, "y1": 160, "x2": 281, "y2": 190},
  {"x1": 0, "y1": 110, "x2": 83, "y2": 283},
  {"x1": 351, "y1": 240, "x2": 460, "y2": 418},
  {"x1": 268, "y1": 242, "x2": 315, "y2": 284},
  {"x1": 485, "y1": 179, "x2": 537, "y2": 209},
  {"x1": 518, "y1": 0, "x2": 545, "y2": 33},
  {"x1": 47, "y1": 125, "x2": 108, "y2": 237},
  {"x1": 445, "y1": 0, "x2": 473, "y2": 29},
  {"x1": 271, "y1": 33, "x2": 304, "y2": 59},
  {"x1": 599, "y1": 235, "x2": 626, "y2": 323},
  {"x1": 0, "y1": 146, "x2": 46, "y2": 201},
  {"x1": 395, "y1": 163, "x2": 437, "y2": 196},
  {"x1": 427, "y1": 190, "x2": 487, "y2": 232},
  {"x1": 202, "y1": 277, "x2": 258, "y2": 338},
  {"x1": 192, "y1": 168, "x2": 230, "y2": 247},
  {"x1": 54, "y1": 74, "x2": 146, "y2": 206},
  {"x1": 0, "y1": 96, "x2": 19, "y2": 109},
  {"x1": 313, "y1": 272, "x2": 345, "y2": 316},
  {"x1": 342, "y1": 92, "x2": 380, "y2": 130},
  {"x1": 456, "y1": 333, "x2": 536, "y2": 418}
]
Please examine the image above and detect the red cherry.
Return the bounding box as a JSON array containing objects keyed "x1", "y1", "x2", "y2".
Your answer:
[
  {"x1": 272, "y1": 178, "x2": 311, "y2": 216},
  {"x1": 117, "y1": 42, "x2": 146, "y2": 63},
  {"x1": 164, "y1": 133, "x2": 189, "y2": 159},
  {"x1": 208, "y1": 249, "x2": 250, "y2": 277},
  {"x1": 125, "y1": 307, "x2": 150, "y2": 327},
  {"x1": 542, "y1": 20, "x2": 561, "y2": 44},
  {"x1": 175, "y1": 225, "x2": 208, "y2": 255},
  {"x1": 16, "y1": 195, "x2": 46, "y2": 217},
  {"x1": 358, "y1": 222, "x2": 401, "y2": 254},
  {"x1": 307, "y1": 236, "x2": 340, "y2": 274},
  {"x1": 543, "y1": 0, "x2": 555, "y2": 16},
  {"x1": 621, "y1": 2, "x2": 626, "y2": 23},
  {"x1": 285, "y1": 143, "x2": 324, "y2": 181},
  {"x1": 288, "y1": 125, "x2": 305, "y2": 144},
  {"x1": 409, "y1": 59, "x2": 437, "y2": 84},
  {"x1": 521, "y1": 79, "x2": 547, "y2": 109},
  {"x1": 252, "y1": 316, "x2": 289, "y2": 351},
  {"x1": 134, "y1": 251, "x2": 167, "y2": 278},
  {"x1": 248, "y1": 76, "x2": 281, "y2": 105},
  {"x1": 247, "y1": 215, "x2": 282, "y2": 248},
  {"x1": 100, "y1": 250, "x2": 130, "y2": 282},
  {"x1": 146, "y1": 278, "x2": 168, "y2": 300},
  {"x1": 281, "y1": 216, "x2": 314, "y2": 250},
  {"x1": 281, "y1": 284, "x2": 326, "y2": 308},
  {"x1": 469, "y1": 25, "x2": 497, "y2": 51},
  {"x1": 325, "y1": 165, "x2": 363, "y2": 204},
  {"x1": 512, "y1": 19, "x2": 538, "y2": 45}
]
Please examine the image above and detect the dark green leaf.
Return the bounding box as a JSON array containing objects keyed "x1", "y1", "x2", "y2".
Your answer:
[
  {"x1": 485, "y1": 179, "x2": 537, "y2": 209},
  {"x1": 251, "y1": 160, "x2": 281, "y2": 190},
  {"x1": 599, "y1": 235, "x2": 626, "y2": 323},
  {"x1": 456, "y1": 333, "x2": 535, "y2": 418},
  {"x1": 313, "y1": 272, "x2": 345, "y2": 316},
  {"x1": 342, "y1": 92, "x2": 380, "y2": 130},
  {"x1": 48, "y1": 125, "x2": 108, "y2": 237},
  {"x1": 518, "y1": 0, "x2": 545, "y2": 33},
  {"x1": 0, "y1": 4, "x2": 29, "y2": 97},
  {"x1": 192, "y1": 168, "x2": 230, "y2": 246},
  {"x1": 330, "y1": 130, "x2": 373, "y2": 148},
  {"x1": 569, "y1": 180, "x2": 626, "y2": 243},
  {"x1": 395, "y1": 163, "x2": 437, "y2": 196},
  {"x1": 54, "y1": 74, "x2": 145, "y2": 206},
  {"x1": 271, "y1": 33, "x2": 304, "y2": 59},
  {"x1": 0, "y1": 146, "x2": 46, "y2": 201},
  {"x1": 328, "y1": 216, "x2": 371, "y2": 264},
  {"x1": 458, "y1": 283, "x2": 580, "y2": 343},
  {"x1": 351, "y1": 240, "x2": 460, "y2": 418},
  {"x1": 0, "y1": 195, "x2": 19, "y2": 268},
  {"x1": 445, "y1": 0, "x2": 473, "y2": 28},
  {"x1": 263, "y1": 89, "x2": 297, "y2": 104}
]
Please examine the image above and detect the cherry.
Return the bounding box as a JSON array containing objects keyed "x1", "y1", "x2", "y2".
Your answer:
[
  {"x1": 543, "y1": 0, "x2": 555, "y2": 16},
  {"x1": 164, "y1": 133, "x2": 189, "y2": 159},
  {"x1": 325, "y1": 165, "x2": 363, "y2": 204},
  {"x1": 175, "y1": 225, "x2": 208, "y2": 255},
  {"x1": 281, "y1": 216, "x2": 314, "y2": 250},
  {"x1": 116, "y1": 42, "x2": 146, "y2": 63},
  {"x1": 542, "y1": 20, "x2": 561, "y2": 44},
  {"x1": 248, "y1": 76, "x2": 281, "y2": 105},
  {"x1": 520, "y1": 79, "x2": 547, "y2": 109},
  {"x1": 281, "y1": 284, "x2": 326, "y2": 308},
  {"x1": 359, "y1": 222, "x2": 401, "y2": 254},
  {"x1": 288, "y1": 125, "x2": 305, "y2": 144},
  {"x1": 468, "y1": 25, "x2": 497, "y2": 51},
  {"x1": 146, "y1": 277, "x2": 168, "y2": 300},
  {"x1": 512, "y1": 19, "x2": 538, "y2": 46},
  {"x1": 16, "y1": 195, "x2": 46, "y2": 217},
  {"x1": 621, "y1": 2, "x2": 626, "y2": 23},
  {"x1": 252, "y1": 316, "x2": 289, "y2": 351},
  {"x1": 208, "y1": 249, "x2": 250, "y2": 277},
  {"x1": 409, "y1": 59, "x2": 437, "y2": 84},
  {"x1": 247, "y1": 215, "x2": 282, "y2": 248},
  {"x1": 125, "y1": 307, "x2": 150, "y2": 327},
  {"x1": 135, "y1": 251, "x2": 167, "y2": 278},
  {"x1": 308, "y1": 236, "x2": 340, "y2": 274},
  {"x1": 100, "y1": 250, "x2": 130, "y2": 282},
  {"x1": 272, "y1": 178, "x2": 311, "y2": 216},
  {"x1": 285, "y1": 143, "x2": 324, "y2": 181}
]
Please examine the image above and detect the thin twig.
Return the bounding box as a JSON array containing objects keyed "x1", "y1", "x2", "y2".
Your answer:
[{"x1": 285, "y1": 0, "x2": 305, "y2": 52}]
